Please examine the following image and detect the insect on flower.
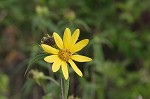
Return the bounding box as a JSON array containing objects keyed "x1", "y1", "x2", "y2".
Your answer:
[{"x1": 41, "y1": 28, "x2": 92, "y2": 80}]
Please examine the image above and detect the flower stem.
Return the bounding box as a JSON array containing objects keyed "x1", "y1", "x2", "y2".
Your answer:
[
  {"x1": 64, "y1": 78, "x2": 69, "y2": 99},
  {"x1": 41, "y1": 81, "x2": 47, "y2": 93},
  {"x1": 60, "y1": 78, "x2": 64, "y2": 99},
  {"x1": 44, "y1": 76, "x2": 59, "y2": 86}
]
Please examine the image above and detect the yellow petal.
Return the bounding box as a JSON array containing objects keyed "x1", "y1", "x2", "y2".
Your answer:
[
  {"x1": 41, "y1": 44, "x2": 59, "y2": 54},
  {"x1": 71, "y1": 55, "x2": 92, "y2": 62},
  {"x1": 63, "y1": 28, "x2": 71, "y2": 49},
  {"x1": 71, "y1": 39, "x2": 89, "y2": 53},
  {"x1": 70, "y1": 29, "x2": 80, "y2": 47},
  {"x1": 44, "y1": 55, "x2": 58, "y2": 63},
  {"x1": 53, "y1": 32, "x2": 64, "y2": 49},
  {"x1": 52, "y1": 58, "x2": 61, "y2": 72},
  {"x1": 68, "y1": 59, "x2": 83, "y2": 77},
  {"x1": 61, "y1": 61, "x2": 69, "y2": 80}
]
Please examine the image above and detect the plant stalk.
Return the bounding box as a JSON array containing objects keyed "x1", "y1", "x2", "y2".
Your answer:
[{"x1": 60, "y1": 78, "x2": 64, "y2": 99}]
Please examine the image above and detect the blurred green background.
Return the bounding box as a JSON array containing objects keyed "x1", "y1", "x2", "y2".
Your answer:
[{"x1": 0, "y1": 0, "x2": 150, "y2": 99}]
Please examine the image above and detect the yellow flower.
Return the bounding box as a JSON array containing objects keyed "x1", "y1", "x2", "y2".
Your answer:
[{"x1": 41, "y1": 28, "x2": 92, "y2": 80}]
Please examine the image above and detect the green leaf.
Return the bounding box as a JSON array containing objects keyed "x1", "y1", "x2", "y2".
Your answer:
[
  {"x1": 22, "y1": 79, "x2": 34, "y2": 97},
  {"x1": 24, "y1": 53, "x2": 48, "y2": 76}
]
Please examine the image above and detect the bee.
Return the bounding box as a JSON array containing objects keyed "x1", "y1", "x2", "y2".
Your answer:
[{"x1": 41, "y1": 34, "x2": 55, "y2": 47}]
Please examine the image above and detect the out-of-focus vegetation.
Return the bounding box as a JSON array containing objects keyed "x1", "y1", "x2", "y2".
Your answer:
[{"x1": 0, "y1": 0, "x2": 150, "y2": 99}]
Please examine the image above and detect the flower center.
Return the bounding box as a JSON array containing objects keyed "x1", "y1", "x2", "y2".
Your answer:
[{"x1": 58, "y1": 49, "x2": 72, "y2": 61}]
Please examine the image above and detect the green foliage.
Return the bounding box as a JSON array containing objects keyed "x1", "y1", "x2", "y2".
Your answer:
[
  {"x1": 25, "y1": 53, "x2": 48, "y2": 75},
  {"x1": 0, "y1": 0, "x2": 150, "y2": 99},
  {"x1": 0, "y1": 73, "x2": 9, "y2": 99}
]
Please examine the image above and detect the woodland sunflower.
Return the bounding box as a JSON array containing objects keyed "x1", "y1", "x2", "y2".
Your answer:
[{"x1": 41, "y1": 28, "x2": 92, "y2": 80}]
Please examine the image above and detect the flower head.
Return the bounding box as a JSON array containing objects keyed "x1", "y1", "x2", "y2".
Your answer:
[{"x1": 41, "y1": 28, "x2": 92, "y2": 80}]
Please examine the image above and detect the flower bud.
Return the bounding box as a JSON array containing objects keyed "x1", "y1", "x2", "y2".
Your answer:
[{"x1": 28, "y1": 69, "x2": 45, "y2": 85}]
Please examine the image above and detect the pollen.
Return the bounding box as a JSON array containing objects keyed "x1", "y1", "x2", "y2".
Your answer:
[{"x1": 58, "y1": 49, "x2": 72, "y2": 61}]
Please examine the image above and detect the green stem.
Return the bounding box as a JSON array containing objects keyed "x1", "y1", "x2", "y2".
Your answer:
[
  {"x1": 64, "y1": 78, "x2": 69, "y2": 99},
  {"x1": 60, "y1": 78, "x2": 64, "y2": 99},
  {"x1": 44, "y1": 76, "x2": 59, "y2": 86},
  {"x1": 40, "y1": 81, "x2": 47, "y2": 93}
]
